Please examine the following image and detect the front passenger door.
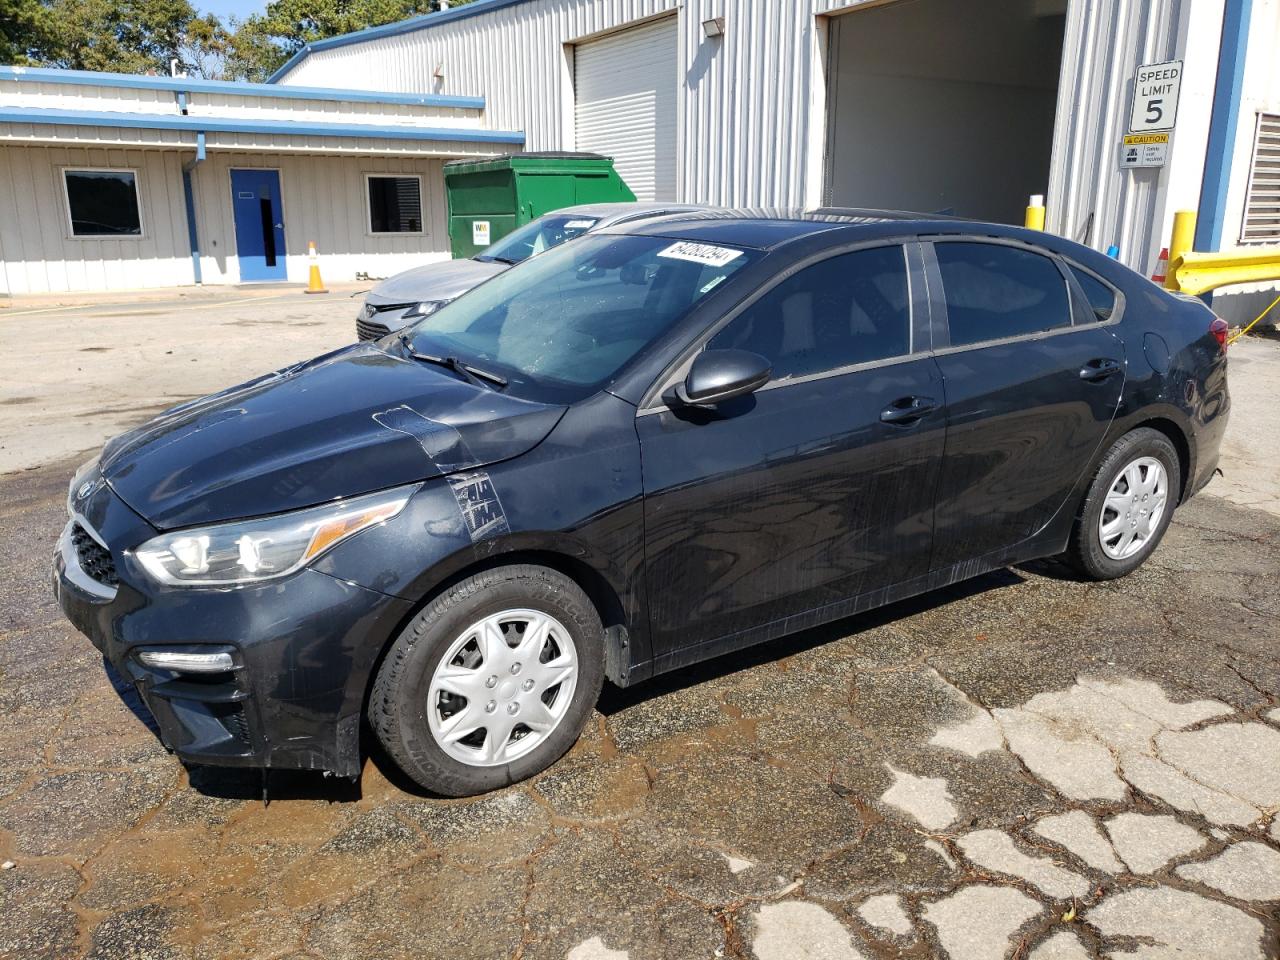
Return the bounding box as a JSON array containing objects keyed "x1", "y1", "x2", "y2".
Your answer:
[
  {"x1": 637, "y1": 243, "x2": 946, "y2": 667},
  {"x1": 927, "y1": 240, "x2": 1126, "y2": 568}
]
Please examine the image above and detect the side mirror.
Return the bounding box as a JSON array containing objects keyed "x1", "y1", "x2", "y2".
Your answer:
[{"x1": 672, "y1": 349, "x2": 772, "y2": 408}]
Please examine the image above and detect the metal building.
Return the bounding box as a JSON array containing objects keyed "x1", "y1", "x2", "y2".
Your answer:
[
  {"x1": 272, "y1": 0, "x2": 1280, "y2": 321},
  {"x1": 0, "y1": 66, "x2": 522, "y2": 295}
]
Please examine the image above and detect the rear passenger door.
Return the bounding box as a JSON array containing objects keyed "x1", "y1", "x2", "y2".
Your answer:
[
  {"x1": 637, "y1": 243, "x2": 946, "y2": 664},
  {"x1": 927, "y1": 240, "x2": 1125, "y2": 568}
]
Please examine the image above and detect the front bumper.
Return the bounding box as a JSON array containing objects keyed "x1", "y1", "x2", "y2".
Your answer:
[{"x1": 53, "y1": 496, "x2": 414, "y2": 778}]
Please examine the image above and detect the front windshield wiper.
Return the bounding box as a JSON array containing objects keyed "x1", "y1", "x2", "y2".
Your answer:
[
  {"x1": 397, "y1": 334, "x2": 508, "y2": 388},
  {"x1": 476, "y1": 254, "x2": 519, "y2": 266}
]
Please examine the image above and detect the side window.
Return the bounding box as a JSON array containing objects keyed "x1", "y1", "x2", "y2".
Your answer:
[
  {"x1": 708, "y1": 245, "x2": 911, "y2": 380},
  {"x1": 1068, "y1": 265, "x2": 1117, "y2": 321},
  {"x1": 934, "y1": 242, "x2": 1072, "y2": 347}
]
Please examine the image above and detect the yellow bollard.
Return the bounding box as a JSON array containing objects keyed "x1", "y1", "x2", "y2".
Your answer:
[
  {"x1": 1024, "y1": 194, "x2": 1046, "y2": 231},
  {"x1": 305, "y1": 240, "x2": 328, "y2": 294},
  {"x1": 1166, "y1": 210, "x2": 1196, "y2": 290}
]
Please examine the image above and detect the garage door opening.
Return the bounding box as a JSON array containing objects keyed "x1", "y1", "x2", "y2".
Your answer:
[{"x1": 823, "y1": 0, "x2": 1066, "y2": 224}]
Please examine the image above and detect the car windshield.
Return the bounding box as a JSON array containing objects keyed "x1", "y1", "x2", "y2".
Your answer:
[
  {"x1": 475, "y1": 214, "x2": 600, "y2": 265},
  {"x1": 403, "y1": 234, "x2": 755, "y2": 402}
]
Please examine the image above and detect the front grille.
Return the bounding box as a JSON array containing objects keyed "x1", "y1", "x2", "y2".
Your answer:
[
  {"x1": 71, "y1": 523, "x2": 117, "y2": 586},
  {"x1": 356, "y1": 317, "x2": 391, "y2": 341}
]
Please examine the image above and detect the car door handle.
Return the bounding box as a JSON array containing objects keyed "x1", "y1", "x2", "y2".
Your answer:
[
  {"x1": 880, "y1": 396, "x2": 940, "y2": 425},
  {"x1": 1080, "y1": 358, "x2": 1122, "y2": 381}
]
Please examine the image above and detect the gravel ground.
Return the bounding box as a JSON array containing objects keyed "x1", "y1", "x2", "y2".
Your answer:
[{"x1": 0, "y1": 297, "x2": 1277, "y2": 960}]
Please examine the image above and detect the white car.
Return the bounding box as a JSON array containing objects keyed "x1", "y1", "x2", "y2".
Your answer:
[{"x1": 356, "y1": 202, "x2": 707, "y2": 341}]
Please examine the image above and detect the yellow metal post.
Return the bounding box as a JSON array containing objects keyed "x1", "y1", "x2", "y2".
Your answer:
[
  {"x1": 1024, "y1": 194, "x2": 1046, "y2": 231},
  {"x1": 1166, "y1": 211, "x2": 1196, "y2": 290}
]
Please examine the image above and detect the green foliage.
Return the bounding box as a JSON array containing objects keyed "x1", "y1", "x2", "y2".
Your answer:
[
  {"x1": 226, "y1": 0, "x2": 471, "y2": 82},
  {"x1": 1, "y1": 0, "x2": 55, "y2": 64},
  {"x1": 2, "y1": 0, "x2": 472, "y2": 81}
]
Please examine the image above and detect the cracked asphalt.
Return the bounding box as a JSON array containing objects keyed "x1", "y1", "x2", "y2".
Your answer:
[{"x1": 1, "y1": 299, "x2": 1278, "y2": 960}]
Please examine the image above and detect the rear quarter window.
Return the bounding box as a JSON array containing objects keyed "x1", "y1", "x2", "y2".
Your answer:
[{"x1": 1068, "y1": 265, "x2": 1118, "y2": 321}]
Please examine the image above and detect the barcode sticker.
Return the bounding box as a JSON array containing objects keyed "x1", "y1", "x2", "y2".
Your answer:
[{"x1": 657, "y1": 241, "x2": 744, "y2": 267}]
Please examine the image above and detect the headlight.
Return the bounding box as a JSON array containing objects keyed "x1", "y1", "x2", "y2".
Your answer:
[
  {"x1": 133, "y1": 485, "x2": 415, "y2": 586},
  {"x1": 404, "y1": 300, "x2": 446, "y2": 319}
]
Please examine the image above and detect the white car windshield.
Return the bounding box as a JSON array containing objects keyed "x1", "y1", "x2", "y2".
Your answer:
[
  {"x1": 476, "y1": 214, "x2": 600, "y2": 265},
  {"x1": 404, "y1": 234, "x2": 754, "y2": 402}
]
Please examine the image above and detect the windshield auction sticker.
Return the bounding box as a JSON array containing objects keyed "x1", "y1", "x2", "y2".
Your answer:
[{"x1": 658, "y1": 241, "x2": 744, "y2": 267}]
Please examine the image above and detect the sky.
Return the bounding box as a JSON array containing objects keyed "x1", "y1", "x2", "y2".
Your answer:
[{"x1": 197, "y1": 0, "x2": 267, "y2": 23}]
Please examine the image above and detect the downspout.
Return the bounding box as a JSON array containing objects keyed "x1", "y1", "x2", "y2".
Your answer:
[
  {"x1": 1194, "y1": 0, "x2": 1253, "y2": 254},
  {"x1": 182, "y1": 130, "x2": 205, "y2": 285}
]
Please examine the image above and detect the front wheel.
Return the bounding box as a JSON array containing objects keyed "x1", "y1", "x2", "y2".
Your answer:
[
  {"x1": 369, "y1": 564, "x2": 605, "y2": 796},
  {"x1": 1064, "y1": 427, "x2": 1181, "y2": 581}
]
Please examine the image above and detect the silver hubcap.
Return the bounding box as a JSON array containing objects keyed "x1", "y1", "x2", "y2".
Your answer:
[
  {"x1": 427, "y1": 608, "x2": 578, "y2": 767},
  {"x1": 1099, "y1": 456, "x2": 1168, "y2": 560}
]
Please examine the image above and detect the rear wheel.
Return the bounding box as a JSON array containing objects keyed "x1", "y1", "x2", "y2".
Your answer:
[
  {"x1": 1064, "y1": 428, "x2": 1181, "y2": 580},
  {"x1": 369, "y1": 564, "x2": 604, "y2": 796}
]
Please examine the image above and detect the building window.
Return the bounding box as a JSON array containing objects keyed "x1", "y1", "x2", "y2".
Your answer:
[
  {"x1": 1242, "y1": 113, "x2": 1280, "y2": 243},
  {"x1": 63, "y1": 169, "x2": 142, "y2": 238},
  {"x1": 367, "y1": 175, "x2": 423, "y2": 234}
]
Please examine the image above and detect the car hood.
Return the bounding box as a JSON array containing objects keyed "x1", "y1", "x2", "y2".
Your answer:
[
  {"x1": 101, "y1": 343, "x2": 565, "y2": 530},
  {"x1": 367, "y1": 258, "x2": 509, "y2": 305}
]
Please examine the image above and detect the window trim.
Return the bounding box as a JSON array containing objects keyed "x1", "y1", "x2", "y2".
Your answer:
[
  {"x1": 639, "y1": 238, "x2": 926, "y2": 414},
  {"x1": 923, "y1": 237, "x2": 1122, "y2": 358},
  {"x1": 364, "y1": 172, "x2": 425, "y2": 237},
  {"x1": 61, "y1": 167, "x2": 145, "y2": 241}
]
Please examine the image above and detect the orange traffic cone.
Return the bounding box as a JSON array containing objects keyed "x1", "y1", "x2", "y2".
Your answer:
[
  {"x1": 305, "y1": 241, "x2": 328, "y2": 294},
  {"x1": 1150, "y1": 247, "x2": 1169, "y2": 285}
]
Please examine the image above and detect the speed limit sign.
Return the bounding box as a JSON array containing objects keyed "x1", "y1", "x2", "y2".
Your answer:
[{"x1": 1130, "y1": 59, "x2": 1182, "y2": 133}]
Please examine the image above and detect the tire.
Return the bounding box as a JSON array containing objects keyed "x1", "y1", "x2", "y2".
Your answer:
[
  {"x1": 369, "y1": 564, "x2": 605, "y2": 797},
  {"x1": 1064, "y1": 427, "x2": 1181, "y2": 581}
]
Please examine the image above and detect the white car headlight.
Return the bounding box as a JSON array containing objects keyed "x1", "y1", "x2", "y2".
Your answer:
[
  {"x1": 133, "y1": 485, "x2": 415, "y2": 587},
  {"x1": 405, "y1": 300, "x2": 446, "y2": 319}
]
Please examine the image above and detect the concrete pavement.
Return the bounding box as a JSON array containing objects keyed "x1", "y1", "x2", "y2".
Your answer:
[{"x1": 0, "y1": 297, "x2": 1277, "y2": 959}]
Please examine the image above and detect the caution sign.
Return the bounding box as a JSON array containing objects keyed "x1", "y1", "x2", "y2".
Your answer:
[{"x1": 1120, "y1": 132, "x2": 1169, "y2": 169}]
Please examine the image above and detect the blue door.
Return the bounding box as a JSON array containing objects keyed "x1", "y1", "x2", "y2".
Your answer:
[{"x1": 230, "y1": 169, "x2": 287, "y2": 282}]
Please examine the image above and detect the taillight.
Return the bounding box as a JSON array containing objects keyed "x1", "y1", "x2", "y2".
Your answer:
[{"x1": 1209, "y1": 317, "x2": 1229, "y2": 353}]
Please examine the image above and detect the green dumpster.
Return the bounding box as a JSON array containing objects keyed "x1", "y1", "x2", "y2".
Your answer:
[{"x1": 444, "y1": 152, "x2": 636, "y2": 259}]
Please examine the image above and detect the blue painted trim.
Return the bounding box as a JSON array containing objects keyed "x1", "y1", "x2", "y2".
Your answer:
[
  {"x1": 0, "y1": 65, "x2": 485, "y2": 110},
  {"x1": 0, "y1": 106, "x2": 525, "y2": 144},
  {"x1": 182, "y1": 167, "x2": 202, "y2": 284},
  {"x1": 267, "y1": 0, "x2": 536, "y2": 82},
  {"x1": 1195, "y1": 0, "x2": 1253, "y2": 253},
  {"x1": 182, "y1": 131, "x2": 207, "y2": 284}
]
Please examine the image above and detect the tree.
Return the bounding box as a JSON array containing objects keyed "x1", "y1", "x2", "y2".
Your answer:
[
  {"x1": 6, "y1": 0, "x2": 229, "y2": 77},
  {"x1": 0, "y1": 0, "x2": 55, "y2": 64},
  {"x1": 225, "y1": 0, "x2": 472, "y2": 82}
]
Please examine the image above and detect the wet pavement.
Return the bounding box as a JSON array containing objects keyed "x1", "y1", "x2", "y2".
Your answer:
[{"x1": 1, "y1": 338, "x2": 1278, "y2": 960}]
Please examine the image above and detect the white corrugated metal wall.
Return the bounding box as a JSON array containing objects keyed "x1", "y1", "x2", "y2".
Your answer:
[
  {"x1": 280, "y1": 0, "x2": 1197, "y2": 261},
  {"x1": 0, "y1": 145, "x2": 452, "y2": 294},
  {"x1": 0, "y1": 145, "x2": 192, "y2": 294},
  {"x1": 191, "y1": 152, "x2": 450, "y2": 285}
]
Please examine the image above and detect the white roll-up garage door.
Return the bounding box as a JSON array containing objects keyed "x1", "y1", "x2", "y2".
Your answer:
[{"x1": 574, "y1": 16, "x2": 678, "y2": 202}]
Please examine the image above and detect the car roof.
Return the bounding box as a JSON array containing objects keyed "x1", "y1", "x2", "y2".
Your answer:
[{"x1": 605, "y1": 206, "x2": 1012, "y2": 250}]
